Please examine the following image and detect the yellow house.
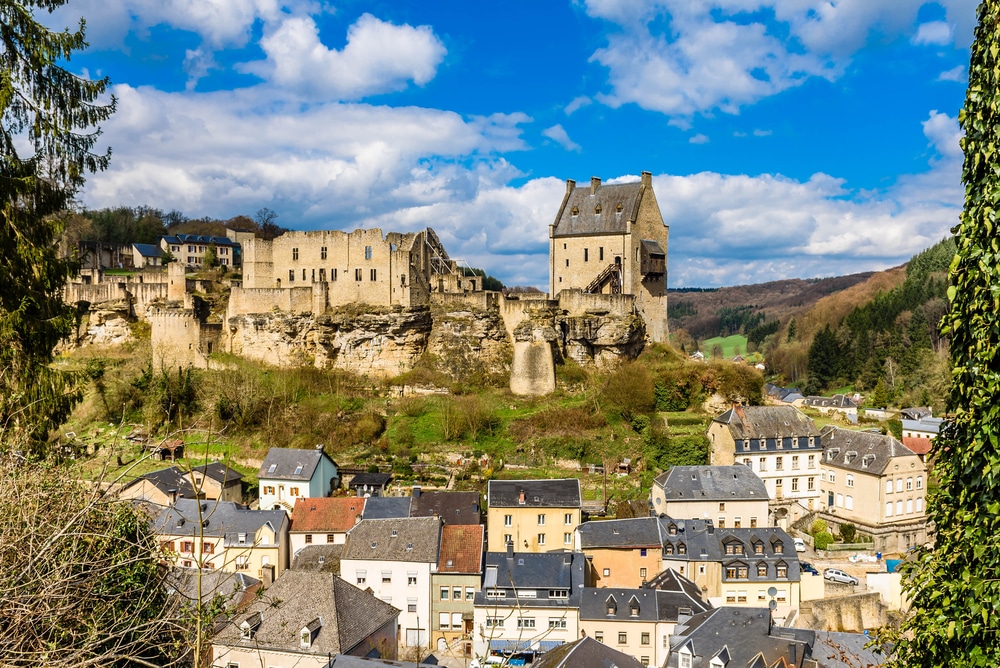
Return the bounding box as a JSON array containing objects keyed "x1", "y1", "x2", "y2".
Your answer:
[
  {"x1": 152, "y1": 498, "x2": 289, "y2": 581},
  {"x1": 486, "y1": 479, "x2": 581, "y2": 553},
  {"x1": 577, "y1": 517, "x2": 668, "y2": 588}
]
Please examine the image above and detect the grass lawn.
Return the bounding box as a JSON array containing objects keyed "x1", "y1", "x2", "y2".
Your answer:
[{"x1": 701, "y1": 334, "x2": 749, "y2": 359}]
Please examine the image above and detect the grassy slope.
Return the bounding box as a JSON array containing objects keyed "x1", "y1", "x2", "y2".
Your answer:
[{"x1": 701, "y1": 334, "x2": 749, "y2": 359}]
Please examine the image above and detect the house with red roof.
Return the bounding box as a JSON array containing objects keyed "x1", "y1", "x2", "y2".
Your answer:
[
  {"x1": 430, "y1": 523, "x2": 484, "y2": 654},
  {"x1": 290, "y1": 497, "x2": 366, "y2": 554}
]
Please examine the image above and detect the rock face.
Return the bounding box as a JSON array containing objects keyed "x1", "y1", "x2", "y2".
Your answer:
[
  {"x1": 59, "y1": 299, "x2": 135, "y2": 351},
  {"x1": 228, "y1": 307, "x2": 434, "y2": 377},
  {"x1": 558, "y1": 311, "x2": 645, "y2": 367},
  {"x1": 426, "y1": 306, "x2": 512, "y2": 385}
]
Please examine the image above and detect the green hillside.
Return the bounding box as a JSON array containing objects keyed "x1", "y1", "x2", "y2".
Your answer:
[{"x1": 701, "y1": 334, "x2": 749, "y2": 359}]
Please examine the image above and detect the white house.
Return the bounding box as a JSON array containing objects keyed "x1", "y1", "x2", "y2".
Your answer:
[{"x1": 258, "y1": 446, "x2": 340, "y2": 513}]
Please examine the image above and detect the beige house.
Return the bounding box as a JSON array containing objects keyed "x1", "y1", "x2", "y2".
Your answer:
[
  {"x1": 289, "y1": 496, "x2": 366, "y2": 554},
  {"x1": 708, "y1": 405, "x2": 823, "y2": 525},
  {"x1": 151, "y1": 498, "x2": 289, "y2": 580},
  {"x1": 651, "y1": 465, "x2": 769, "y2": 528},
  {"x1": 549, "y1": 172, "x2": 669, "y2": 342},
  {"x1": 212, "y1": 571, "x2": 399, "y2": 667},
  {"x1": 486, "y1": 479, "x2": 582, "y2": 553},
  {"x1": 119, "y1": 463, "x2": 243, "y2": 507},
  {"x1": 576, "y1": 517, "x2": 668, "y2": 588},
  {"x1": 819, "y1": 426, "x2": 929, "y2": 552},
  {"x1": 430, "y1": 524, "x2": 484, "y2": 655}
]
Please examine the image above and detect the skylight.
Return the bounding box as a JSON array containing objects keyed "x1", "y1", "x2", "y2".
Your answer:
[
  {"x1": 294, "y1": 465, "x2": 303, "y2": 475},
  {"x1": 267, "y1": 463, "x2": 276, "y2": 474}
]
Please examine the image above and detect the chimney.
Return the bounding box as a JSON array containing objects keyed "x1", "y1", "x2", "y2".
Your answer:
[
  {"x1": 566, "y1": 178, "x2": 576, "y2": 194},
  {"x1": 413, "y1": 485, "x2": 422, "y2": 498},
  {"x1": 262, "y1": 564, "x2": 275, "y2": 588},
  {"x1": 591, "y1": 177, "x2": 601, "y2": 194},
  {"x1": 506, "y1": 541, "x2": 514, "y2": 558},
  {"x1": 788, "y1": 644, "x2": 797, "y2": 665},
  {"x1": 518, "y1": 490, "x2": 526, "y2": 505},
  {"x1": 641, "y1": 170, "x2": 652, "y2": 187}
]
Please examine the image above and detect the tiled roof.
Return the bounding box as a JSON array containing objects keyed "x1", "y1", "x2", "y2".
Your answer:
[
  {"x1": 821, "y1": 426, "x2": 920, "y2": 475},
  {"x1": 214, "y1": 571, "x2": 398, "y2": 656},
  {"x1": 714, "y1": 405, "x2": 821, "y2": 440},
  {"x1": 291, "y1": 497, "x2": 366, "y2": 533},
  {"x1": 259, "y1": 447, "x2": 334, "y2": 481},
  {"x1": 342, "y1": 517, "x2": 441, "y2": 563},
  {"x1": 437, "y1": 524, "x2": 484, "y2": 574},
  {"x1": 902, "y1": 437, "x2": 933, "y2": 455},
  {"x1": 487, "y1": 479, "x2": 582, "y2": 508},
  {"x1": 654, "y1": 465, "x2": 768, "y2": 502},
  {"x1": 532, "y1": 636, "x2": 645, "y2": 668},
  {"x1": 551, "y1": 180, "x2": 644, "y2": 237},
  {"x1": 409, "y1": 490, "x2": 481, "y2": 525}
]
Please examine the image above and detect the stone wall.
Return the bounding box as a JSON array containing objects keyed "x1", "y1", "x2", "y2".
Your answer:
[
  {"x1": 228, "y1": 286, "x2": 315, "y2": 317},
  {"x1": 65, "y1": 281, "x2": 169, "y2": 316},
  {"x1": 798, "y1": 592, "x2": 889, "y2": 633}
]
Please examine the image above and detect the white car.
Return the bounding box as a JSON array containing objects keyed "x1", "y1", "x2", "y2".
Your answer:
[
  {"x1": 793, "y1": 537, "x2": 806, "y2": 552},
  {"x1": 824, "y1": 568, "x2": 859, "y2": 586}
]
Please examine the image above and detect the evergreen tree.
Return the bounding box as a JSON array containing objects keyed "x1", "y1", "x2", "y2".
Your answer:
[
  {"x1": 0, "y1": 0, "x2": 115, "y2": 450},
  {"x1": 807, "y1": 324, "x2": 839, "y2": 389},
  {"x1": 885, "y1": 3, "x2": 1000, "y2": 665},
  {"x1": 786, "y1": 317, "x2": 797, "y2": 342}
]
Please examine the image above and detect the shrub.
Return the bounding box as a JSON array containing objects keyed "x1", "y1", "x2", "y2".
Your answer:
[
  {"x1": 839, "y1": 523, "x2": 858, "y2": 543},
  {"x1": 811, "y1": 519, "x2": 829, "y2": 536},
  {"x1": 601, "y1": 362, "x2": 654, "y2": 419},
  {"x1": 814, "y1": 531, "x2": 834, "y2": 550}
]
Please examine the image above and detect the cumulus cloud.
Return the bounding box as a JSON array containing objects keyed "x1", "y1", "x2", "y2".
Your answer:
[
  {"x1": 912, "y1": 20, "x2": 953, "y2": 46},
  {"x1": 585, "y1": 0, "x2": 974, "y2": 119},
  {"x1": 565, "y1": 96, "x2": 593, "y2": 115},
  {"x1": 689, "y1": 133, "x2": 709, "y2": 144},
  {"x1": 753, "y1": 129, "x2": 773, "y2": 137},
  {"x1": 240, "y1": 14, "x2": 446, "y2": 100},
  {"x1": 542, "y1": 124, "x2": 582, "y2": 151},
  {"x1": 938, "y1": 65, "x2": 966, "y2": 82}
]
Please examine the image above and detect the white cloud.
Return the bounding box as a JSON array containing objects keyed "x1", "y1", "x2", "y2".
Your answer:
[
  {"x1": 922, "y1": 110, "x2": 962, "y2": 160},
  {"x1": 542, "y1": 124, "x2": 582, "y2": 152},
  {"x1": 585, "y1": 0, "x2": 975, "y2": 119},
  {"x1": 938, "y1": 65, "x2": 966, "y2": 82},
  {"x1": 240, "y1": 13, "x2": 446, "y2": 100},
  {"x1": 753, "y1": 129, "x2": 773, "y2": 137},
  {"x1": 689, "y1": 133, "x2": 710, "y2": 144},
  {"x1": 912, "y1": 20, "x2": 953, "y2": 46},
  {"x1": 183, "y1": 48, "x2": 218, "y2": 91},
  {"x1": 565, "y1": 96, "x2": 593, "y2": 115}
]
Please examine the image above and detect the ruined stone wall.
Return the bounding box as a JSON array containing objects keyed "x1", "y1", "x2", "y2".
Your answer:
[
  {"x1": 799, "y1": 592, "x2": 889, "y2": 633},
  {"x1": 150, "y1": 309, "x2": 210, "y2": 370},
  {"x1": 228, "y1": 286, "x2": 315, "y2": 317},
  {"x1": 64, "y1": 282, "x2": 169, "y2": 317}
]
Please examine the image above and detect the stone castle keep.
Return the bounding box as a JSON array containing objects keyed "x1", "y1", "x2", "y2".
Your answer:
[{"x1": 65, "y1": 173, "x2": 669, "y2": 395}]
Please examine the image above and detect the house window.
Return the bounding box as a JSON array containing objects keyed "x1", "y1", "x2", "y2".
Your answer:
[
  {"x1": 235, "y1": 556, "x2": 249, "y2": 571},
  {"x1": 454, "y1": 587, "x2": 462, "y2": 600},
  {"x1": 327, "y1": 534, "x2": 335, "y2": 542},
  {"x1": 439, "y1": 612, "x2": 450, "y2": 630},
  {"x1": 356, "y1": 571, "x2": 367, "y2": 585},
  {"x1": 886, "y1": 502, "x2": 893, "y2": 517},
  {"x1": 718, "y1": 518, "x2": 726, "y2": 528},
  {"x1": 599, "y1": 247, "x2": 604, "y2": 261},
  {"x1": 754, "y1": 542, "x2": 764, "y2": 555},
  {"x1": 595, "y1": 631, "x2": 604, "y2": 643},
  {"x1": 467, "y1": 587, "x2": 475, "y2": 600},
  {"x1": 792, "y1": 455, "x2": 800, "y2": 470},
  {"x1": 537, "y1": 514, "x2": 546, "y2": 525},
  {"x1": 678, "y1": 543, "x2": 687, "y2": 555},
  {"x1": 837, "y1": 493, "x2": 843, "y2": 507},
  {"x1": 808, "y1": 454, "x2": 816, "y2": 469},
  {"x1": 757, "y1": 563, "x2": 768, "y2": 577},
  {"x1": 777, "y1": 564, "x2": 788, "y2": 578},
  {"x1": 906, "y1": 498, "x2": 914, "y2": 514},
  {"x1": 584, "y1": 248, "x2": 589, "y2": 262},
  {"x1": 305, "y1": 534, "x2": 313, "y2": 544},
  {"x1": 917, "y1": 497, "x2": 924, "y2": 512},
  {"x1": 202, "y1": 542, "x2": 214, "y2": 554},
  {"x1": 640, "y1": 567, "x2": 647, "y2": 579},
  {"x1": 897, "y1": 478, "x2": 904, "y2": 492},
  {"x1": 603, "y1": 568, "x2": 611, "y2": 577},
  {"x1": 290, "y1": 486, "x2": 299, "y2": 496},
  {"x1": 564, "y1": 532, "x2": 572, "y2": 544},
  {"x1": 517, "y1": 618, "x2": 535, "y2": 629},
  {"x1": 485, "y1": 617, "x2": 504, "y2": 628},
  {"x1": 846, "y1": 495, "x2": 854, "y2": 510},
  {"x1": 738, "y1": 591, "x2": 748, "y2": 603},
  {"x1": 917, "y1": 476, "x2": 923, "y2": 490},
  {"x1": 564, "y1": 513, "x2": 573, "y2": 524},
  {"x1": 719, "y1": 502, "x2": 726, "y2": 512},
  {"x1": 292, "y1": 248, "x2": 299, "y2": 260},
  {"x1": 355, "y1": 268, "x2": 362, "y2": 281},
  {"x1": 440, "y1": 587, "x2": 449, "y2": 600},
  {"x1": 618, "y1": 632, "x2": 628, "y2": 645},
  {"x1": 549, "y1": 617, "x2": 567, "y2": 629},
  {"x1": 726, "y1": 591, "x2": 736, "y2": 603},
  {"x1": 537, "y1": 533, "x2": 546, "y2": 545},
  {"x1": 847, "y1": 474, "x2": 854, "y2": 488},
  {"x1": 734, "y1": 517, "x2": 742, "y2": 528},
  {"x1": 759, "y1": 458, "x2": 767, "y2": 472},
  {"x1": 382, "y1": 572, "x2": 391, "y2": 584},
  {"x1": 408, "y1": 574, "x2": 417, "y2": 586},
  {"x1": 750, "y1": 517, "x2": 757, "y2": 528},
  {"x1": 792, "y1": 478, "x2": 799, "y2": 492},
  {"x1": 408, "y1": 599, "x2": 417, "y2": 613},
  {"x1": 808, "y1": 477, "x2": 815, "y2": 491},
  {"x1": 370, "y1": 268, "x2": 377, "y2": 281},
  {"x1": 776, "y1": 456, "x2": 783, "y2": 471},
  {"x1": 776, "y1": 478, "x2": 783, "y2": 487},
  {"x1": 907, "y1": 477, "x2": 913, "y2": 491},
  {"x1": 641, "y1": 632, "x2": 650, "y2": 645},
  {"x1": 365, "y1": 246, "x2": 373, "y2": 260},
  {"x1": 504, "y1": 514, "x2": 512, "y2": 526}
]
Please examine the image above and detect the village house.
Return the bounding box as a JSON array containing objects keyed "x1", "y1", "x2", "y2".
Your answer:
[
  {"x1": 212, "y1": 571, "x2": 400, "y2": 667},
  {"x1": 410, "y1": 487, "x2": 481, "y2": 525},
  {"x1": 131, "y1": 243, "x2": 163, "y2": 268},
  {"x1": 363, "y1": 496, "x2": 413, "y2": 519},
  {"x1": 348, "y1": 471, "x2": 393, "y2": 498},
  {"x1": 531, "y1": 636, "x2": 645, "y2": 668},
  {"x1": 576, "y1": 517, "x2": 670, "y2": 588},
  {"x1": 901, "y1": 414, "x2": 944, "y2": 463},
  {"x1": 289, "y1": 496, "x2": 366, "y2": 554},
  {"x1": 819, "y1": 426, "x2": 929, "y2": 552},
  {"x1": 341, "y1": 516, "x2": 444, "y2": 649},
  {"x1": 430, "y1": 524, "x2": 484, "y2": 655},
  {"x1": 708, "y1": 405, "x2": 823, "y2": 525},
  {"x1": 258, "y1": 446, "x2": 340, "y2": 513},
  {"x1": 666, "y1": 607, "x2": 816, "y2": 668},
  {"x1": 548, "y1": 172, "x2": 669, "y2": 342},
  {"x1": 578, "y1": 570, "x2": 711, "y2": 668},
  {"x1": 473, "y1": 546, "x2": 587, "y2": 661},
  {"x1": 160, "y1": 232, "x2": 241, "y2": 268},
  {"x1": 801, "y1": 394, "x2": 859, "y2": 420},
  {"x1": 651, "y1": 465, "x2": 769, "y2": 528},
  {"x1": 653, "y1": 520, "x2": 802, "y2": 618},
  {"x1": 486, "y1": 479, "x2": 582, "y2": 553},
  {"x1": 118, "y1": 462, "x2": 243, "y2": 507},
  {"x1": 151, "y1": 498, "x2": 289, "y2": 580}
]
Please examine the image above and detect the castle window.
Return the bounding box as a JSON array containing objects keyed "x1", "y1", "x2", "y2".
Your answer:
[
  {"x1": 370, "y1": 268, "x2": 377, "y2": 281},
  {"x1": 321, "y1": 247, "x2": 327, "y2": 260},
  {"x1": 401, "y1": 274, "x2": 407, "y2": 286},
  {"x1": 319, "y1": 269, "x2": 326, "y2": 281},
  {"x1": 331, "y1": 268, "x2": 337, "y2": 281},
  {"x1": 292, "y1": 248, "x2": 299, "y2": 260},
  {"x1": 565, "y1": 259, "x2": 569, "y2": 267},
  {"x1": 595, "y1": 204, "x2": 602, "y2": 214},
  {"x1": 355, "y1": 268, "x2": 362, "y2": 281},
  {"x1": 289, "y1": 270, "x2": 294, "y2": 282},
  {"x1": 365, "y1": 246, "x2": 373, "y2": 260},
  {"x1": 302, "y1": 269, "x2": 306, "y2": 281},
  {"x1": 616, "y1": 202, "x2": 623, "y2": 213},
  {"x1": 584, "y1": 248, "x2": 589, "y2": 262},
  {"x1": 599, "y1": 247, "x2": 604, "y2": 261}
]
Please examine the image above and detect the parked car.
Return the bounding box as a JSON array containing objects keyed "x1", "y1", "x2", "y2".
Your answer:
[
  {"x1": 793, "y1": 537, "x2": 806, "y2": 552},
  {"x1": 824, "y1": 568, "x2": 859, "y2": 586},
  {"x1": 800, "y1": 561, "x2": 819, "y2": 575}
]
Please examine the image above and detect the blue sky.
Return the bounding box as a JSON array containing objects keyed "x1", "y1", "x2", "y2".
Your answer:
[{"x1": 52, "y1": 0, "x2": 975, "y2": 288}]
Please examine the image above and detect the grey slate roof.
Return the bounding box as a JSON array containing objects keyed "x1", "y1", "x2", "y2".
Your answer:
[
  {"x1": 409, "y1": 490, "x2": 481, "y2": 525},
  {"x1": 487, "y1": 479, "x2": 582, "y2": 509},
  {"x1": 362, "y1": 496, "x2": 412, "y2": 519},
  {"x1": 161, "y1": 233, "x2": 239, "y2": 247},
  {"x1": 132, "y1": 243, "x2": 163, "y2": 258},
  {"x1": 259, "y1": 447, "x2": 334, "y2": 481},
  {"x1": 577, "y1": 517, "x2": 667, "y2": 549},
  {"x1": 123, "y1": 466, "x2": 198, "y2": 499},
  {"x1": 715, "y1": 405, "x2": 821, "y2": 441},
  {"x1": 901, "y1": 417, "x2": 944, "y2": 434},
  {"x1": 196, "y1": 462, "x2": 243, "y2": 484},
  {"x1": 654, "y1": 465, "x2": 768, "y2": 502},
  {"x1": 165, "y1": 568, "x2": 260, "y2": 609},
  {"x1": 342, "y1": 517, "x2": 441, "y2": 563},
  {"x1": 668, "y1": 607, "x2": 816, "y2": 668},
  {"x1": 476, "y1": 550, "x2": 586, "y2": 608},
  {"x1": 812, "y1": 631, "x2": 890, "y2": 667},
  {"x1": 820, "y1": 426, "x2": 917, "y2": 475},
  {"x1": 214, "y1": 571, "x2": 399, "y2": 656},
  {"x1": 552, "y1": 180, "x2": 644, "y2": 237},
  {"x1": 802, "y1": 394, "x2": 858, "y2": 409},
  {"x1": 579, "y1": 588, "x2": 660, "y2": 622},
  {"x1": 151, "y1": 498, "x2": 287, "y2": 543},
  {"x1": 291, "y1": 544, "x2": 344, "y2": 574},
  {"x1": 349, "y1": 472, "x2": 393, "y2": 488},
  {"x1": 532, "y1": 636, "x2": 645, "y2": 668}
]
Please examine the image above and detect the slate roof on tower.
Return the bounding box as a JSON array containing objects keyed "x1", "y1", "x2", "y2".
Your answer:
[{"x1": 551, "y1": 178, "x2": 645, "y2": 237}]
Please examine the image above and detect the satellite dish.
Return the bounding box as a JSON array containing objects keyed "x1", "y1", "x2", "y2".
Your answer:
[
  {"x1": 769, "y1": 600, "x2": 777, "y2": 611},
  {"x1": 767, "y1": 586, "x2": 778, "y2": 597}
]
